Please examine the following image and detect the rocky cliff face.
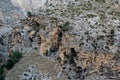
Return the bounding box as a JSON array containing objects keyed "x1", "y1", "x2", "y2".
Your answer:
[
  {"x1": 0, "y1": 0, "x2": 46, "y2": 25},
  {"x1": 0, "y1": 0, "x2": 120, "y2": 80},
  {"x1": 11, "y1": 0, "x2": 46, "y2": 13}
]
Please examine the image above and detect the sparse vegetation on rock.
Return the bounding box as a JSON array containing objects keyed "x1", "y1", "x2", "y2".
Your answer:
[
  {"x1": 27, "y1": 11, "x2": 33, "y2": 17},
  {"x1": 0, "y1": 0, "x2": 120, "y2": 80},
  {"x1": 5, "y1": 59, "x2": 15, "y2": 69}
]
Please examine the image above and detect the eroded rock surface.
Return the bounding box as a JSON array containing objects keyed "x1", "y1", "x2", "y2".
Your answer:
[{"x1": 0, "y1": 0, "x2": 120, "y2": 80}]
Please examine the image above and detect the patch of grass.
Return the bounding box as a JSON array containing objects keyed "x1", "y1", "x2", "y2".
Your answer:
[
  {"x1": 103, "y1": 30, "x2": 107, "y2": 33},
  {"x1": 84, "y1": 31, "x2": 89, "y2": 35},
  {"x1": 77, "y1": 11, "x2": 82, "y2": 16},
  {"x1": 110, "y1": 29, "x2": 115, "y2": 35},
  {"x1": 60, "y1": 12, "x2": 67, "y2": 17},
  {"x1": 86, "y1": 14, "x2": 97, "y2": 18},
  {"x1": 108, "y1": 11, "x2": 114, "y2": 15},
  {"x1": 46, "y1": 9, "x2": 51, "y2": 13},
  {"x1": 95, "y1": 0, "x2": 106, "y2": 3},
  {"x1": 81, "y1": 2, "x2": 93, "y2": 10},
  {"x1": 108, "y1": 11, "x2": 120, "y2": 16},
  {"x1": 89, "y1": 25, "x2": 95, "y2": 28},
  {"x1": 49, "y1": 3, "x2": 53, "y2": 7},
  {"x1": 75, "y1": 0, "x2": 79, "y2": 2},
  {"x1": 72, "y1": 33, "x2": 78, "y2": 36},
  {"x1": 116, "y1": 12, "x2": 120, "y2": 16},
  {"x1": 57, "y1": 57, "x2": 62, "y2": 63}
]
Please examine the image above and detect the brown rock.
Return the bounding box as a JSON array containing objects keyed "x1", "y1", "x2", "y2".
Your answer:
[{"x1": 24, "y1": 25, "x2": 31, "y2": 31}]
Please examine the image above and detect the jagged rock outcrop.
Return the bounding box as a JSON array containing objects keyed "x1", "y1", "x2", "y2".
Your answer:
[
  {"x1": 0, "y1": 0, "x2": 47, "y2": 25},
  {"x1": 0, "y1": 0, "x2": 120, "y2": 80},
  {"x1": 39, "y1": 27, "x2": 62, "y2": 56},
  {"x1": 11, "y1": 0, "x2": 46, "y2": 12},
  {"x1": 58, "y1": 47, "x2": 120, "y2": 80}
]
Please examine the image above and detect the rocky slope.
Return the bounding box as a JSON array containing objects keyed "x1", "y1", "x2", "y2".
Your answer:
[
  {"x1": 0, "y1": 0, "x2": 120, "y2": 80},
  {"x1": 0, "y1": 0, "x2": 46, "y2": 25},
  {"x1": 5, "y1": 50, "x2": 67, "y2": 80}
]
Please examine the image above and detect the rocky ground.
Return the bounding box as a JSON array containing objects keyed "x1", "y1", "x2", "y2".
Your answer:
[
  {"x1": 0, "y1": 0, "x2": 120, "y2": 80},
  {"x1": 5, "y1": 50, "x2": 67, "y2": 80}
]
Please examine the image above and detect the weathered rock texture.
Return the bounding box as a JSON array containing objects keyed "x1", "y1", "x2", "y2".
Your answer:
[{"x1": 0, "y1": 0, "x2": 119, "y2": 80}]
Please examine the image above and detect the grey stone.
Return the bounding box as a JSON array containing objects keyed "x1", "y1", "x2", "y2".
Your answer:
[
  {"x1": 0, "y1": 44, "x2": 8, "y2": 56},
  {"x1": 20, "y1": 65, "x2": 51, "y2": 80}
]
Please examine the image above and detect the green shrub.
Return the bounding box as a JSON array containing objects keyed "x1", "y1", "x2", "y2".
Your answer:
[
  {"x1": 110, "y1": 29, "x2": 114, "y2": 35},
  {"x1": 116, "y1": 12, "x2": 120, "y2": 16},
  {"x1": 9, "y1": 51, "x2": 22, "y2": 63},
  {"x1": 5, "y1": 59, "x2": 15, "y2": 69},
  {"x1": 95, "y1": 0, "x2": 105, "y2": 3},
  {"x1": 40, "y1": 24, "x2": 46, "y2": 30},
  {"x1": 57, "y1": 57, "x2": 62, "y2": 63},
  {"x1": 86, "y1": 14, "x2": 97, "y2": 18},
  {"x1": 0, "y1": 66, "x2": 4, "y2": 75},
  {"x1": 0, "y1": 76, "x2": 4, "y2": 80},
  {"x1": 27, "y1": 11, "x2": 33, "y2": 17},
  {"x1": 61, "y1": 21, "x2": 70, "y2": 31},
  {"x1": 75, "y1": 0, "x2": 79, "y2": 2},
  {"x1": 84, "y1": 31, "x2": 89, "y2": 35},
  {"x1": 108, "y1": 11, "x2": 120, "y2": 16},
  {"x1": 89, "y1": 25, "x2": 95, "y2": 28},
  {"x1": 5, "y1": 51, "x2": 22, "y2": 69}
]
